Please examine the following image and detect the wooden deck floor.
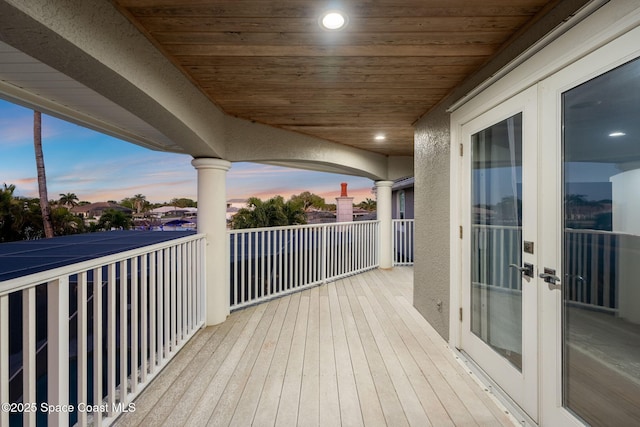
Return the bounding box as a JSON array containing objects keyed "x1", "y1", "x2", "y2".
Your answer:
[{"x1": 115, "y1": 267, "x2": 516, "y2": 426}]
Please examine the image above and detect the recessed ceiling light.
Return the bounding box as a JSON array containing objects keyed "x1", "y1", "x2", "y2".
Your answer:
[
  {"x1": 374, "y1": 134, "x2": 386, "y2": 141},
  {"x1": 320, "y1": 11, "x2": 347, "y2": 30},
  {"x1": 609, "y1": 131, "x2": 626, "y2": 137}
]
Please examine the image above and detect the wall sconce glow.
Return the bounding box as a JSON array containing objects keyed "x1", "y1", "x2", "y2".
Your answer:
[
  {"x1": 609, "y1": 131, "x2": 626, "y2": 137},
  {"x1": 321, "y1": 11, "x2": 347, "y2": 30},
  {"x1": 374, "y1": 134, "x2": 386, "y2": 141}
]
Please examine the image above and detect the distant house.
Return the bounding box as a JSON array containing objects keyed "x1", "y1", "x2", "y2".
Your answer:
[
  {"x1": 392, "y1": 177, "x2": 414, "y2": 220},
  {"x1": 149, "y1": 206, "x2": 197, "y2": 218},
  {"x1": 306, "y1": 209, "x2": 336, "y2": 224},
  {"x1": 353, "y1": 208, "x2": 376, "y2": 221},
  {"x1": 226, "y1": 198, "x2": 248, "y2": 221},
  {"x1": 70, "y1": 202, "x2": 133, "y2": 220},
  {"x1": 227, "y1": 199, "x2": 248, "y2": 210}
]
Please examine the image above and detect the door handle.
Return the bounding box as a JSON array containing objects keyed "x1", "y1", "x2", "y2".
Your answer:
[
  {"x1": 539, "y1": 268, "x2": 561, "y2": 285},
  {"x1": 509, "y1": 263, "x2": 534, "y2": 278}
]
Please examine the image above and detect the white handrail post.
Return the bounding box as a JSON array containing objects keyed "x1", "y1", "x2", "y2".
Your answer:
[
  {"x1": 376, "y1": 180, "x2": 394, "y2": 269},
  {"x1": 48, "y1": 276, "x2": 69, "y2": 427}
]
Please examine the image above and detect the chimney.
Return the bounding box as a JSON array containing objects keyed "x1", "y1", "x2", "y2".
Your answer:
[
  {"x1": 336, "y1": 182, "x2": 354, "y2": 222},
  {"x1": 340, "y1": 182, "x2": 348, "y2": 197}
]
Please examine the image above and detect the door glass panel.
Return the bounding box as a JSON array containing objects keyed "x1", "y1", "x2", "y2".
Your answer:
[
  {"x1": 562, "y1": 57, "x2": 640, "y2": 425},
  {"x1": 471, "y1": 113, "x2": 523, "y2": 370}
]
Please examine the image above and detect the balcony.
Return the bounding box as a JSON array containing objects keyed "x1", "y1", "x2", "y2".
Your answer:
[
  {"x1": 0, "y1": 220, "x2": 514, "y2": 426},
  {"x1": 114, "y1": 266, "x2": 515, "y2": 427}
]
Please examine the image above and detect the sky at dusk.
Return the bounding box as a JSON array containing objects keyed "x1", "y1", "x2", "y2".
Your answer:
[{"x1": 0, "y1": 99, "x2": 375, "y2": 204}]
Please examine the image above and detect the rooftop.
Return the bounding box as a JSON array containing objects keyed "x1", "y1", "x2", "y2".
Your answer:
[{"x1": 0, "y1": 231, "x2": 194, "y2": 282}]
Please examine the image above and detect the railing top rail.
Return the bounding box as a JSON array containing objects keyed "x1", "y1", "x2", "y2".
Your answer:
[
  {"x1": 227, "y1": 220, "x2": 380, "y2": 234},
  {"x1": 0, "y1": 232, "x2": 205, "y2": 296}
]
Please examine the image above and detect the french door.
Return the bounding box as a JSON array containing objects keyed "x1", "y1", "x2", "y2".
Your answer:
[
  {"x1": 460, "y1": 86, "x2": 538, "y2": 422},
  {"x1": 538, "y1": 30, "x2": 640, "y2": 426},
  {"x1": 458, "y1": 27, "x2": 640, "y2": 426}
]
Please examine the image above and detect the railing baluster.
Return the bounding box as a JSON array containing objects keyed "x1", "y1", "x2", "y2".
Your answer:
[
  {"x1": 241, "y1": 232, "x2": 246, "y2": 303},
  {"x1": 77, "y1": 272, "x2": 88, "y2": 426},
  {"x1": 199, "y1": 238, "x2": 205, "y2": 323},
  {"x1": 283, "y1": 229, "x2": 289, "y2": 290},
  {"x1": 149, "y1": 252, "x2": 157, "y2": 372},
  {"x1": 278, "y1": 229, "x2": 283, "y2": 293},
  {"x1": 141, "y1": 254, "x2": 148, "y2": 384},
  {"x1": 157, "y1": 250, "x2": 164, "y2": 365},
  {"x1": 304, "y1": 227, "x2": 309, "y2": 285},
  {"x1": 0, "y1": 294, "x2": 9, "y2": 427},
  {"x1": 107, "y1": 263, "x2": 117, "y2": 418},
  {"x1": 163, "y1": 249, "x2": 170, "y2": 358},
  {"x1": 181, "y1": 243, "x2": 187, "y2": 339},
  {"x1": 48, "y1": 276, "x2": 70, "y2": 427},
  {"x1": 93, "y1": 267, "x2": 103, "y2": 424},
  {"x1": 186, "y1": 242, "x2": 192, "y2": 332},
  {"x1": 119, "y1": 260, "x2": 128, "y2": 406},
  {"x1": 170, "y1": 246, "x2": 176, "y2": 350},
  {"x1": 131, "y1": 256, "x2": 139, "y2": 394},
  {"x1": 177, "y1": 245, "x2": 183, "y2": 344},
  {"x1": 297, "y1": 228, "x2": 302, "y2": 286},
  {"x1": 22, "y1": 287, "x2": 36, "y2": 427},
  {"x1": 356, "y1": 223, "x2": 361, "y2": 271},
  {"x1": 248, "y1": 231, "x2": 253, "y2": 301},
  {"x1": 265, "y1": 230, "x2": 270, "y2": 297}
]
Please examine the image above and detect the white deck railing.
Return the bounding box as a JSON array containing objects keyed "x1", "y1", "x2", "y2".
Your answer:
[
  {"x1": 0, "y1": 219, "x2": 417, "y2": 425},
  {"x1": 0, "y1": 233, "x2": 205, "y2": 427},
  {"x1": 229, "y1": 221, "x2": 379, "y2": 309},
  {"x1": 393, "y1": 219, "x2": 415, "y2": 266}
]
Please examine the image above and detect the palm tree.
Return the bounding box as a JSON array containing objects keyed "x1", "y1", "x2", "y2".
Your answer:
[
  {"x1": 59, "y1": 192, "x2": 79, "y2": 208},
  {"x1": 358, "y1": 198, "x2": 377, "y2": 211},
  {"x1": 132, "y1": 193, "x2": 147, "y2": 214},
  {"x1": 98, "y1": 209, "x2": 132, "y2": 230},
  {"x1": 231, "y1": 196, "x2": 306, "y2": 229},
  {"x1": 33, "y1": 111, "x2": 54, "y2": 238},
  {"x1": 0, "y1": 183, "x2": 19, "y2": 242}
]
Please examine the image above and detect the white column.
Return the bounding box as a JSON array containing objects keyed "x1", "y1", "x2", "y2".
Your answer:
[
  {"x1": 376, "y1": 180, "x2": 394, "y2": 269},
  {"x1": 192, "y1": 158, "x2": 232, "y2": 325}
]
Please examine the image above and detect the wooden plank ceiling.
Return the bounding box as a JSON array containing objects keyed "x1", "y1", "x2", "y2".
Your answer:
[{"x1": 113, "y1": 0, "x2": 555, "y2": 156}]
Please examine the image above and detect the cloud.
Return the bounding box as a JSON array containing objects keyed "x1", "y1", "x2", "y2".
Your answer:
[
  {"x1": 0, "y1": 101, "x2": 379, "y2": 206},
  {"x1": 0, "y1": 116, "x2": 35, "y2": 146}
]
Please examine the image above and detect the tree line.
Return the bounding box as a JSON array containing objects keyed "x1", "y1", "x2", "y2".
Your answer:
[
  {"x1": 1, "y1": 186, "x2": 378, "y2": 241},
  {"x1": 229, "y1": 191, "x2": 377, "y2": 229},
  {"x1": 0, "y1": 184, "x2": 201, "y2": 242}
]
